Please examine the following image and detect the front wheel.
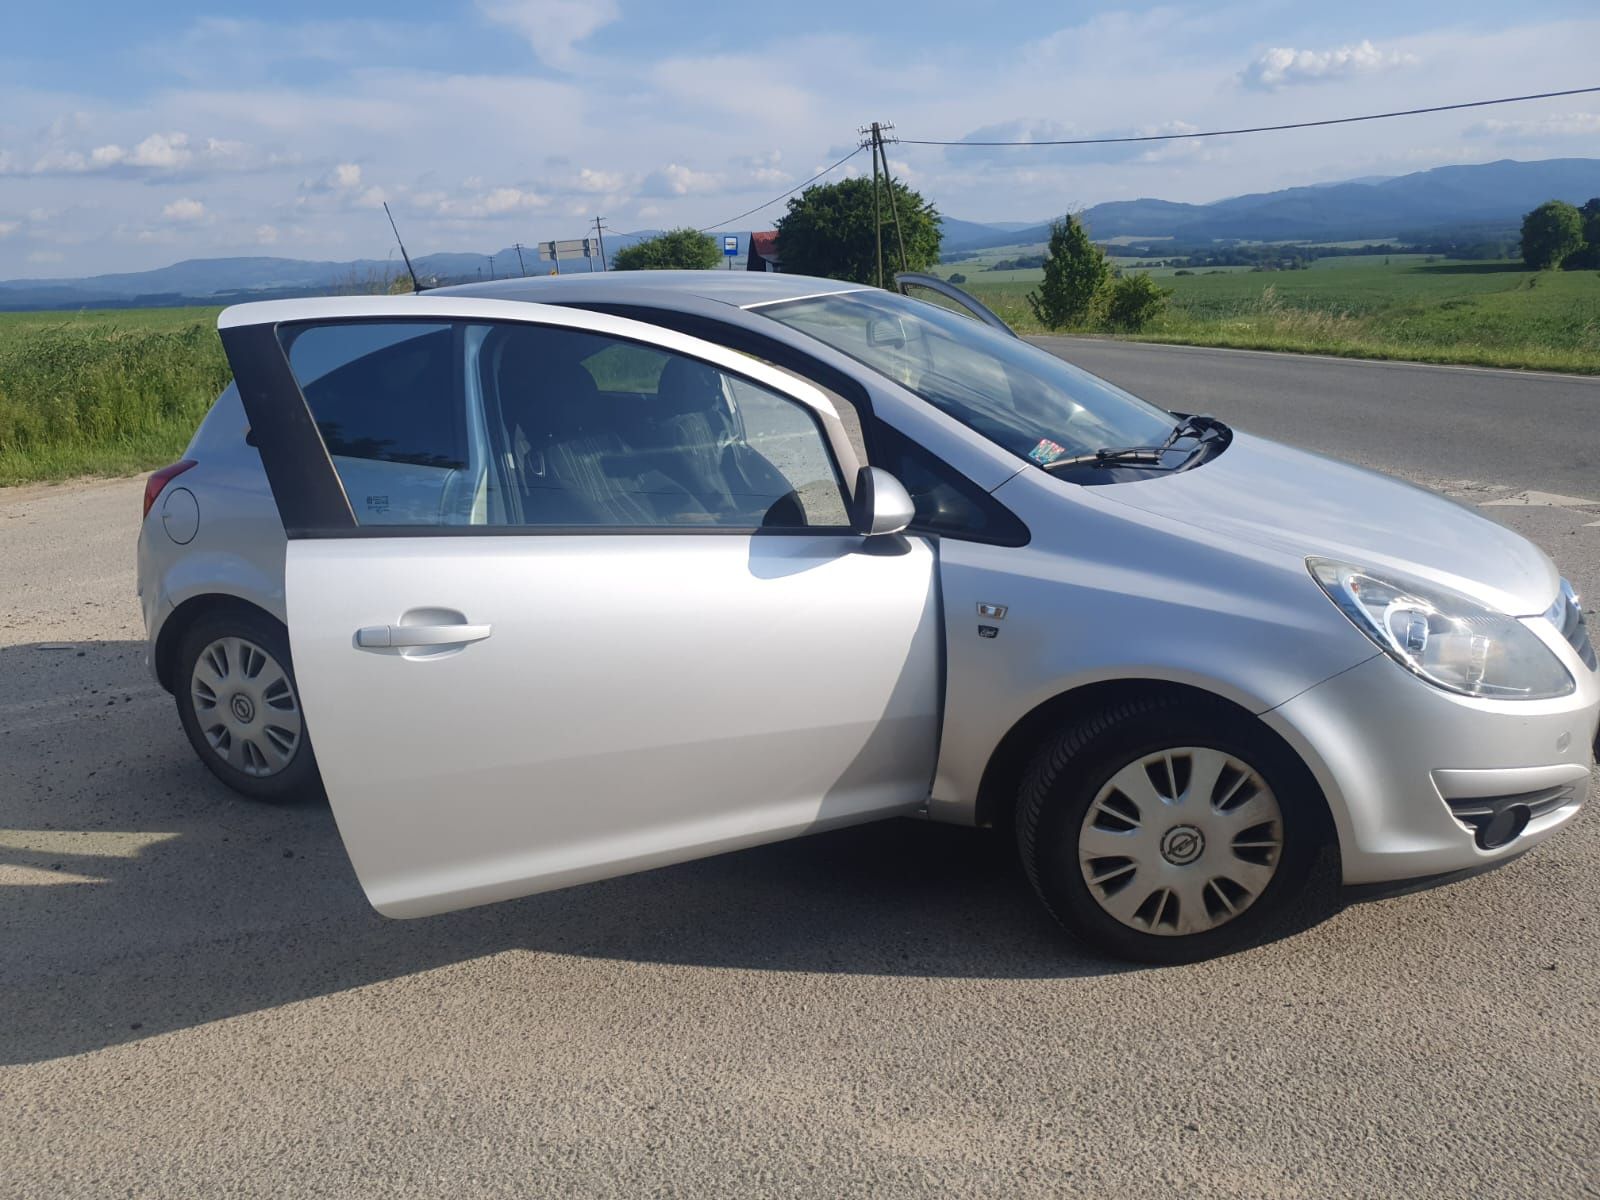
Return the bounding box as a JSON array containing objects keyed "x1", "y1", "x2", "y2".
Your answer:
[
  {"x1": 175, "y1": 608, "x2": 322, "y2": 803},
  {"x1": 1016, "y1": 696, "x2": 1326, "y2": 963}
]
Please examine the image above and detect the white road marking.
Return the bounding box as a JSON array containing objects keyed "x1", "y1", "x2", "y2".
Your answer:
[{"x1": 1480, "y1": 490, "x2": 1600, "y2": 509}]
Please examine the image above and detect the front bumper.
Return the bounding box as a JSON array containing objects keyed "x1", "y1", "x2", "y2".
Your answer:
[{"x1": 1262, "y1": 649, "x2": 1598, "y2": 885}]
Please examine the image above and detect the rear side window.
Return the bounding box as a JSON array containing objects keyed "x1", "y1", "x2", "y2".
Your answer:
[
  {"x1": 280, "y1": 322, "x2": 480, "y2": 526},
  {"x1": 282, "y1": 323, "x2": 462, "y2": 468}
]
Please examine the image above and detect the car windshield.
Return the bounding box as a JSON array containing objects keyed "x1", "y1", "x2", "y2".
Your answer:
[{"x1": 757, "y1": 289, "x2": 1177, "y2": 466}]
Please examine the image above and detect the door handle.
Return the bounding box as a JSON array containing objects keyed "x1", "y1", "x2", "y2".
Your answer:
[{"x1": 356, "y1": 623, "x2": 492, "y2": 649}]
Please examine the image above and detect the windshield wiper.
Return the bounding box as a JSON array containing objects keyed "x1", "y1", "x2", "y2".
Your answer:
[
  {"x1": 1041, "y1": 445, "x2": 1174, "y2": 472},
  {"x1": 1041, "y1": 414, "x2": 1232, "y2": 474},
  {"x1": 1162, "y1": 412, "x2": 1227, "y2": 449}
]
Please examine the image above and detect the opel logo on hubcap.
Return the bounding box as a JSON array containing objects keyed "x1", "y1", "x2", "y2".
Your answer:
[
  {"x1": 230, "y1": 694, "x2": 255, "y2": 724},
  {"x1": 1160, "y1": 825, "x2": 1205, "y2": 865}
]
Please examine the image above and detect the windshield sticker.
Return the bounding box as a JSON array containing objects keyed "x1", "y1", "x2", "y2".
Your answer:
[{"x1": 1028, "y1": 438, "x2": 1067, "y2": 465}]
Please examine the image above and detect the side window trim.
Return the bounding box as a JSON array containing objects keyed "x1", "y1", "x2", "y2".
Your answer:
[{"x1": 224, "y1": 305, "x2": 876, "y2": 540}]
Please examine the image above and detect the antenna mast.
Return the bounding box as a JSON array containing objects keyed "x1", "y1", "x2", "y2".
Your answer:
[{"x1": 383, "y1": 202, "x2": 423, "y2": 293}]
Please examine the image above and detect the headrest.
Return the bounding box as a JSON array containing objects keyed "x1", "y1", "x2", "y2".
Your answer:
[
  {"x1": 654, "y1": 356, "x2": 725, "y2": 420},
  {"x1": 495, "y1": 330, "x2": 600, "y2": 439}
]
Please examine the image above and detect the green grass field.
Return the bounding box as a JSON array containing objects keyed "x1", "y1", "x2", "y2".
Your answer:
[
  {"x1": 1, "y1": 257, "x2": 1597, "y2": 485},
  {"x1": 0, "y1": 307, "x2": 228, "y2": 485},
  {"x1": 954, "y1": 259, "x2": 1600, "y2": 373}
]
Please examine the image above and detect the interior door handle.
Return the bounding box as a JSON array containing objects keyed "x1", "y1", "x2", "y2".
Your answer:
[{"x1": 355, "y1": 623, "x2": 492, "y2": 649}]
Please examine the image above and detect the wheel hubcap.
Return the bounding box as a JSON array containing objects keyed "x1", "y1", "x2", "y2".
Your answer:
[
  {"x1": 1078, "y1": 746, "x2": 1283, "y2": 937},
  {"x1": 190, "y1": 637, "x2": 302, "y2": 778}
]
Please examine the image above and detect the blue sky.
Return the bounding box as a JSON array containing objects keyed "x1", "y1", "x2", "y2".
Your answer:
[{"x1": 2, "y1": 1, "x2": 1597, "y2": 276}]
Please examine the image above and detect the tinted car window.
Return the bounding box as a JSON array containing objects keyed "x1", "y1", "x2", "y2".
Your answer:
[
  {"x1": 475, "y1": 323, "x2": 850, "y2": 530},
  {"x1": 281, "y1": 322, "x2": 479, "y2": 526},
  {"x1": 284, "y1": 323, "x2": 463, "y2": 468}
]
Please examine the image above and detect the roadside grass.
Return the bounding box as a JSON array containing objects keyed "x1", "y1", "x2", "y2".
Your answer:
[
  {"x1": 963, "y1": 259, "x2": 1600, "y2": 373},
  {"x1": 0, "y1": 308, "x2": 228, "y2": 485}
]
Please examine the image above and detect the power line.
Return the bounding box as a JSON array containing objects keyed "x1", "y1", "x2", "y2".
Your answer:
[
  {"x1": 699, "y1": 145, "x2": 867, "y2": 233},
  {"x1": 898, "y1": 85, "x2": 1600, "y2": 147}
]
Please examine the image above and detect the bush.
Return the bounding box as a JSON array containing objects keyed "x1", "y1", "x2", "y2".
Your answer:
[
  {"x1": 1105, "y1": 273, "x2": 1172, "y2": 331},
  {"x1": 1026, "y1": 215, "x2": 1108, "y2": 329},
  {"x1": 611, "y1": 228, "x2": 721, "y2": 271},
  {"x1": 948, "y1": 272, "x2": 967, "y2": 285}
]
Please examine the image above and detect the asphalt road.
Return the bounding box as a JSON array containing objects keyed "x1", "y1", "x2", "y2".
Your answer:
[
  {"x1": 1036, "y1": 336, "x2": 1600, "y2": 500},
  {"x1": 3, "y1": 347, "x2": 1598, "y2": 1198}
]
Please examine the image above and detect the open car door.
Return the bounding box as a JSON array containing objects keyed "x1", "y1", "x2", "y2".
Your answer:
[
  {"x1": 894, "y1": 273, "x2": 1018, "y2": 336},
  {"x1": 219, "y1": 296, "x2": 942, "y2": 917}
]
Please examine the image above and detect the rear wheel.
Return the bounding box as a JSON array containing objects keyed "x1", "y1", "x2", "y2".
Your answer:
[
  {"x1": 175, "y1": 608, "x2": 322, "y2": 803},
  {"x1": 1016, "y1": 696, "x2": 1324, "y2": 963}
]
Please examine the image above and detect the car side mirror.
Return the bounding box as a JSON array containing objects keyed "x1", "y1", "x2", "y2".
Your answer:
[{"x1": 855, "y1": 466, "x2": 914, "y2": 537}]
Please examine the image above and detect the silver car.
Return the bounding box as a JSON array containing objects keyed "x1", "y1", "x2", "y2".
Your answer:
[{"x1": 136, "y1": 271, "x2": 1599, "y2": 962}]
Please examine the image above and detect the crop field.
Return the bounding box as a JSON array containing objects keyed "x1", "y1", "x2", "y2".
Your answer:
[
  {"x1": 954, "y1": 259, "x2": 1600, "y2": 373},
  {"x1": 0, "y1": 307, "x2": 227, "y2": 485}
]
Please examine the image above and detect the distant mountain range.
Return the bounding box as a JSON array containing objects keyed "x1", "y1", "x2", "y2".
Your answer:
[
  {"x1": 938, "y1": 157, "x2": 1600, "y2": 251},
  {"x1": 3, "y1": 158, "x2": 1597, "y2": 310}
]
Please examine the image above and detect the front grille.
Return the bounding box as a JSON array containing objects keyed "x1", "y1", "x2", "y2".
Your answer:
[
  {"x1": 1550, "y1": 587, "x2": 1597, "y2": 671},
  {"x1": 1447, "y1": 784, "x2": 1578, "y2": 849}
]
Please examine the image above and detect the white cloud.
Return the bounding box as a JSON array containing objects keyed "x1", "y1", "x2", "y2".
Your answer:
[
  {"x1": 0, "y1": 221, "x2": 18, "y2": 238},
  {"x1": 333, "y1": 162, "x2": 362, "y2": 189},
  {"x1": 255, "y1": 223, "x2": 280, "y2": 244},
  {"x1": 476, "y1": 0, "x2": 618, "y2": 67},
  {"x1": 26, "y1": 250, "x2": 64, "y2": 264},
  {"x1": 128, "y1": 132, "x2": 192, "y2": 168},
  {"x1": 162, "y1": 197, "x2": 207, "y2": 221},
  {"x1": 642, "y1": 163, "x2": 721, "y2": 197},
  {"x1": 431, "y1": 185, "x2": 551, "y2": 218},
  {"x1": 574, "y1": 167, "x2": 626, "y2": 193},
  {"x1": 733, "y1": 150, "x2": 789, "y2": 187},
  {"x1": 1468, "y1": 111, "x2": 1600, "y2": 139},
  {"x1": 357, "y1": 185, "x2": 389, "y2": 208},
  {"x1": 482, "y1": 186, "x2": 545, "y2": 213},
  {"x1": 1240, "y1": 40, "x2": 1418, "y2": 90}
]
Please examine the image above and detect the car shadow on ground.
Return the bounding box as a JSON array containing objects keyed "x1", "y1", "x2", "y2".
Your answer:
[{"x1": 1, "y1": 639, "x2": 1342, "y2": 1065}]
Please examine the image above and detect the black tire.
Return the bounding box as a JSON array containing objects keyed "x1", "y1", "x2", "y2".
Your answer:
[
  {"x1": 174, "y1": 607, "x2": 323, "y2": 804},
  {"x1": 1016, "y1": 695, "x2": 1327, "y2": 964}
]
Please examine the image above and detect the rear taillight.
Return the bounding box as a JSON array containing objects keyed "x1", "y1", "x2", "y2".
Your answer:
[{"x1": 143, "y1": 460, "x2": 197, "y2": 520}]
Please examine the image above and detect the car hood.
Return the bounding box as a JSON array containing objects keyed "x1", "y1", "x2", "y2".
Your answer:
[{"x1": 1099, "y1": 432, "x2": 1558, "y2": 616}]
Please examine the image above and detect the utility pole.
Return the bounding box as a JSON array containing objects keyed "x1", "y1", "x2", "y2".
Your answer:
[
  {"x1": 861, "y1": 123, "x2": 883, "y2": 287},
  {"x1": 488, "y1": 253, "x2": 496, "y2": 280},
  {"x1": 513, "y1": 242, "x2": 527, "y2": 276},
  {"x1": 593, "y1": 216, "x2": 608, "y2": 270},
  {"x1": 871, "y1": 122, "x2": 908, "y2": 278}
]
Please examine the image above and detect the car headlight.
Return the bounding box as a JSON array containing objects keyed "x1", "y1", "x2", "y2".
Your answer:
[{"x1": 1308, "y1": 557, "x2": 1574, "y2": 700}]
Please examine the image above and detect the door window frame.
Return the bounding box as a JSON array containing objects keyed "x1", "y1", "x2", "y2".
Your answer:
[{"x1": 220, "y1": 299, "x2": 867, "y2": 540}]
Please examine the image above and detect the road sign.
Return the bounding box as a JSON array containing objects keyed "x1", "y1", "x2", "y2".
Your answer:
[{"x1": 723, "y1": 236, "x2": 738, "y2": 257}]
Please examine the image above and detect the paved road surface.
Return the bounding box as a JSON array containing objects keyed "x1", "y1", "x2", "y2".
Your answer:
[
  {"x1": 1036, "y1": 337, "x2": 1600, "y2": 499},
  {"x1": 2, "y1": 348, "x2": 1598, "y2": 1197}
]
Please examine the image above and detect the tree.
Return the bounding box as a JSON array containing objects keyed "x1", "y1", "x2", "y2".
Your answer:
[
  {"x1": 1520, "y1": 201, "x2": 1584, "y2": 270},
  {"x1": 1026, "y1": 215, "x2": 1109, "y2": 329},
  {"x1": 774, "y1": 177, "x2": 941, "y2": 286},
  {"x1": 948, "y1": 272, "x2": 967, "y2": 285},
  {"x1": 1581, "y1": 198, "x2": 1600, "y2": 239},
  {"x1": 1105, "y1": 273, "x2": 1171, "y2": 331},
  {"x1": 611, "y1": 227, "x2": 721, "y2": 271},
  {"x1": 1566, "y1": 198, "x2": 1600, "y2": 269}
]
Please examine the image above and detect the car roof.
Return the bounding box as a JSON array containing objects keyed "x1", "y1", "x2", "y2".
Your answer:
[{"x1": 431, "y1": 270, "x2": 870, "y2": 309}]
